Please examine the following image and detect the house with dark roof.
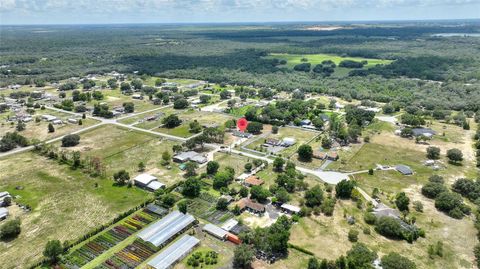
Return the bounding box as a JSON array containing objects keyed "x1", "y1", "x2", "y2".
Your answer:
[{"x1": 411, "y1": 128, "x2": 436, "y2": 137}]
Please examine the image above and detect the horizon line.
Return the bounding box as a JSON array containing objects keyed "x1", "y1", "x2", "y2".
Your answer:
[{"x1": 1, "y1": 18, "x2": 480, "y2": 27}]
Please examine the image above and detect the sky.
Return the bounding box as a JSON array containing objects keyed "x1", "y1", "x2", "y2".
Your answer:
[{"x1": 0, "y1": 0, "x2": 479, "y2": 25}]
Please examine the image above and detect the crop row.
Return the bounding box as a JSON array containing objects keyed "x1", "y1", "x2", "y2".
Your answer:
[{"x1": 63, "y1": 208, "x2": 162, "y2": 268}]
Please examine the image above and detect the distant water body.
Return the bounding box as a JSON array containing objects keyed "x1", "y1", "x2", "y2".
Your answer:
[{"x1": 432, "y1": 33, "x2": 480, "y2": 37}]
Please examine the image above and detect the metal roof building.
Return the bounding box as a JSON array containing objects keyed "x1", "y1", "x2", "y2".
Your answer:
[
  {"x1": 0, "y1": 207, "x2": 8, "y2": 220},
  {"x1": 221, "y1": 219, "x2": 238, "y2": 232},
  {"x1": 396, "y1": 165, "x2": 413, "y2": 175},
  {"x1": 147, "y1": 235, "x2": 200, "y2": 269},
  {"x1": 280, "y1": 203, "x2": 301, "y2": 214},
  {"x1": 203, "y1": 223, "x2": 228, "y2": 239},
  {"x1": 134, "y1": 173, "x2": 158, "y2": 187},
  {"x1": 138, "y1": 211, "x2": 195, "y2": 247}
]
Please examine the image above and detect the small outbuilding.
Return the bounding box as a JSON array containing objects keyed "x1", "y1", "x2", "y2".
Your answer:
[
  {"x1": 396, "y1": 165, "x2": 413, "y2": 175},
  {"x1": 146, "y1": 181, "x2": 166, "y2": 192},
  {"x1": 203, "y1": 223, "x2": 228, "y2": 240},
  {"x1": 134, "y1": 173, "x2": 158, "y2": 188},
  {"x1": 244, "y1": 176, "x2": 264, "y2": 187},
  {"x1": 0, "y1": 207, "x2": 8, "y2": 221},
  {"x1": 221, "y1": 219, "x2": 239, "y2": 232},
  {"x1": 282, "y1": 137, "x2": 296, "y2": 147},
  {"x1": 280, "y1": 203, "x2": 301, "y2": 215}
]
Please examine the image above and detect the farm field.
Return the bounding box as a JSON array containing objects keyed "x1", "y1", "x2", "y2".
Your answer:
[
  {"x1": 56, "y1": 124, "x2": 184, "y2": 185},
  {"x1": 63, "y1": 207, "x2": 163, "y2": 269},
  {"x1": 0, "y1": 152, "x2": 150, "y2": 269}
]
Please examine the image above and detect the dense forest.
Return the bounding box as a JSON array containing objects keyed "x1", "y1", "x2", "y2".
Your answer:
[{"x1": 1, "y1": 21, "x2": 480, "y2": 110}]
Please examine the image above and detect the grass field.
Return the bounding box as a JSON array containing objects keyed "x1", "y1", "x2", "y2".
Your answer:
[
  {"x1": 0, "y1": 108, "x2": 99, "y2": 142},
  {"x1": 288, "y1": 198, "x2": 477, "y2": 269},
  {"x1": 266, "y1": 53, "x2": 392, "y2": 68},
  {"x1": 0, "y1": 152, "x2": 150, "y2": 269},
  {"x1": 56, "y1": 124, "x2": 185, "y2": 186}
]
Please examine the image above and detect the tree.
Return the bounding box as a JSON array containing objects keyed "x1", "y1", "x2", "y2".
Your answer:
[
  {"x1": 182, "y1": 177, "x2": 201, "y2": 198},
  {"x1": 335, "y1": 180, "x2": 355, "y2": 199},
  {"x1": 375, "y1": 216, "x2": 405, "y2": 239},
  {"x1": 346, "y1": 243, "x2": 377, "y2": 269},
  {"x1": 162, "y1": 114, "x2": 182, "y2": 128},
  {"x1": 155, "y1": 78, "x2": 166, "y2": 86},
  {"x1": 381, "y1": 252, "x2": 416, "y2": 269},
  {"x1": 184, "y1": 161, "x2": 198, "y2": 177},
  {"x1": 435, "y1": 192, "x2": 466, "y2": 218},
  {"x1": 250, "y1": 186, "x2": 270, "y2": 203},
  {"x1": 16, "y1": 121, "x2": 25, "y2": 132},
  {"x1": 159, "y1": 151, "x2": 170, "y2": 166},
  {"x1": 213, "y1": 170, "x2": 234, "y2": 190},
  {"x1": 348, "y1": 229, "x2": 359, "y2": 242},
  {"x1": 308, "y1": 257, "x2": 320, "y2": 269},
  {"x1": 174, "y1": 98, "x2": 189, "y2": 109},
  {"x1": 426, "y1": 146, "x2": 440, "y2": 160},
  {"x1": 273, "y1": 157, "x2": 285, "y2": 172},
  {"x1": 48, "y1": 123, "x2": 55, "y2": 133},
  {"x1": 178, "y1": 200, "x2": 188, "y2": 214},
  {"x1": 61, "y1": 134, "x2": 80, "y2": 147},
  {"x1": 305, "y1": 185, "x2": 323, "y2": 207},
  {"x1": 131, "y1": 79, "x2": 143, "y2": 90},
  {"x1": 0, "y1": 218, "x2": 21, "y2": 239},
  {"x1": 138, "y1": 161, "x2": 145, "y2": 172},
  {"x1": 107, "y1": 78, "x2": 118, "y2": 89},
  {"x1": 233, "y1": 244, "x2": 254, "y2": 269},
  {"x1": 244, "y1": 162, "x2": 253, "y2": 172},
  {"x1": 446, "y1": 148, "x2": 463, "y2": 163},
  {"x1": 272, "y1": 125, "x2": 279, "y2": 134},
  {"x1": 123, "y1": 102, "x2": 135, "y2": 113},
  {"x1": 421, "y1": 182, "x2": 448, "y2": 199},
  {"x1": 207, "y1": 161, "x2": 220, "y2": 175},
  {"x1": 216, "y1": 198, "x2": 229, "y2": 210},
  {"x1": 275, "y1": 187, "x2": 290, "y2": 204},
  {"x1": 297, "y1": 144, "x2": 313, "y2": 162},
  {"x1": 200, "y1": 94, "x2": 211, "y2": 104},
  {"x1": 189, "y1": 120, "x2": 202, "y2": 133},
  {"x1": 246, "y1": 121, "x2": 263, "y2": 134},
  {"x1": 113, "y1": 170, "x2": 130, "y2": 185},
  {"x1": 120, "y1": 82, "x2": 131, "y2": 92},
  {"x1": 395, "y1": 192, "x2": 410, "y2": 211},
  {"x1": 43, "y1": 240, "x2": 63, "y2": 264},
  {"x1": 239, "y1": 187, "x2": 249, "y2": 198}
]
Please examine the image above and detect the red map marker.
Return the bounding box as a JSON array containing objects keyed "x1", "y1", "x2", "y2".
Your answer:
[{"x1": 237, "y1": 117, "x2": 248, "y2": 132}]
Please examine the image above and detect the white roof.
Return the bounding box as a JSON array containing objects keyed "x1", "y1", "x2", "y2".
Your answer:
[
  {"x1": 0, "y1": 192, "x2": 10, "y2": 198},
  {"x1": 134, "y1": 173, "x2": 157, "y2": 185},
  {"x1": 147, "y1": 181, "x2": 165, "y2": 191},
  {"x1": 281, "y1": 203, "x2": 301, "y2": 213},
  {"x1": 138, "y1": 211, "x2": 195, "y2": 247},
  {"x1": 221, "y1": 219, "x2": 238, "y2": 231},
  {"x1": 203, "y1": 223, "x2": 228, "y2": 238},
  {"x1": 147, "y1": 235, "x2": 199, "y2": 269},
  {"x1": 0, "y1": 207, "x2": 8, "y2": 217},
  {"x1": 283, "y1": 137, "x2": 296, "y2": 143},
  {"x1": 42, "y1": 114, "x2": 57, "y2": 121}
]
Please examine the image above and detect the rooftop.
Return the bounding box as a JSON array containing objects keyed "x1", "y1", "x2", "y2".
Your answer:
[
  {"x1": 244, "y1": 176, "x2": 264, "y2": 186},
  {"x1": 134, "y1": 173, "x2": 158, "y2": 185},
  {"x1": 147, "y1": 235, "x2": 200, "y2": 269},
  {"x1": 203, "y1": 223, "x2": 228, "y2": 239}
]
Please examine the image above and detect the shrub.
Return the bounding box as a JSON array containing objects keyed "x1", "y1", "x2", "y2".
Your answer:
[
  {"x1": 61, "y1": 134, "x2": 80, "y2": 147},
  {"x1": 421, "y1": 182, "x2": 448, "y2": 199},
  {"x1": 348, "y1": 229, "x2": 359, "y2": 242}
]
